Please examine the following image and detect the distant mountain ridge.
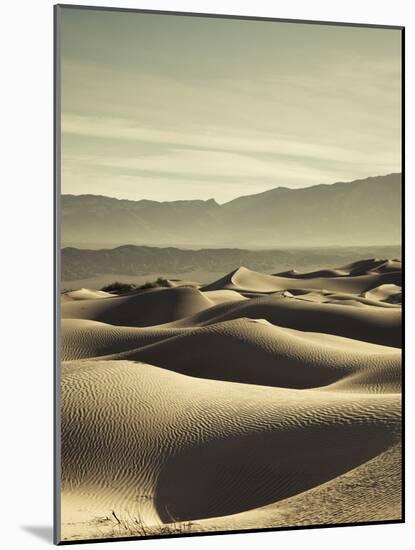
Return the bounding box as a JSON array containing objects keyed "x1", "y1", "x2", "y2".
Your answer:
[{"x1": 62, "y1": 173, "x2": 401, "y2": 248}]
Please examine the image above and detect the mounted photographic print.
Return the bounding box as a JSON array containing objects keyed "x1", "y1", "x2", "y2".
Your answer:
[{"x1": 54, "y1": 4, "x2": 404, "y2": 544}]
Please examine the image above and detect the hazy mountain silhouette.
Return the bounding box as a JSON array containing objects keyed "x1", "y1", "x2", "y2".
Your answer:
[{"x1": 62, "y1": 173, "x2": 401, "y2": 248}]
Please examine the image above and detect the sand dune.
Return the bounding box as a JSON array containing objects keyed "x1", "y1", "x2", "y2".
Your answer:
[
  {"x1": 61, "y1": 286, "x2": 214, "y2": 327},
  {"x1": 339, "y1": 258, "x2": 402, "y2": 275},
  {"x1": 275, "y1": 268, "x2": 347, "y2": 278},
  {"x1": 62, "y1": 279, "x2": 402, "y2": 347},
  {"x1": 63, "y1": 288, "x2": 114, "y2": 301},
  {"x1": 364, "y1": 284, "x2": 402, "y2": 304},
  {"x1": 61, "y1": 319, "x2": 187, "y2": 361},
  {"x1": 203, "y1": 289, "x2": 248, "y2": 305},
  {"x1": 202, "y1": 264, "x2": 401, "y2": 296},
  {"x1": 61, "y1": 360, "x2": 400, "y2": 540},
  {"x1": 196, "y1": 444, "x2": 401, "y2": 532},
  {"x1": 275, "y1": 258, "x2": 401, "y2": 279},
  {"x1": 166, "y1": 293, "x2": 401, "y2": 347},
  {"x1": 86, "y1": 319, "x2": 400, "y2": 390},
  {"x1": 321, "y1": 291, "x2": 400, "y2": 308},
  {"x1": 60, "y1": 259, "x2": 402, "y2": 541}
]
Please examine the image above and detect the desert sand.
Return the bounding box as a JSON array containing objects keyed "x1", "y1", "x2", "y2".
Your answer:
[{"x1": 60, "y1": 258, "x2": 402, "y2": 541}]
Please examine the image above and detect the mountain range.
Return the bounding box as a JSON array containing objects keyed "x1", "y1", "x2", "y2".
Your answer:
[{"x1": 61, "y1": 173, "x2": 401, "y2": 248}]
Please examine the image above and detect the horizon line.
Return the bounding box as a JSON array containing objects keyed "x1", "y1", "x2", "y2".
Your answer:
[{"x1": 61, "y1": 172, "x2": 401, "y2": 205}]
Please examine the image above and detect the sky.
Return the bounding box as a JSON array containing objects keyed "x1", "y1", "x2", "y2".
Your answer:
[{"x1": 60, "y1": 8, "x2": 402, "y2": 204}]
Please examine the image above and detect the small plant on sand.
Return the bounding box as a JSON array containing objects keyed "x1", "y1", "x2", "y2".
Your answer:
[
  {"x1": 96, "y1": 509, "x2": 198, "y2": 539},
  {"x1": 139, "y1": 277, "x2": 173, "y2": 290},
  {"x1": 101, "y1": 281, "x2": 137, "y2": 293}
]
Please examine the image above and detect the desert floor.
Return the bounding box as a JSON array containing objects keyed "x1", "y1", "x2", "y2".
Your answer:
[{"x1": 59, "y1": 258, "x2": 402, "y2": 541}]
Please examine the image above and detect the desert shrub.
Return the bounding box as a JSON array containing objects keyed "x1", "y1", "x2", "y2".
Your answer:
[
  {"x1": 139, "y1": 277, "x2": 173, "y2": 290},
  {"x1": 101, "y1": 278, "x2": 173, "y2": 294},
  {"x1": 101, "y1": 281, "x2": 137, "y2": 293},
  {"x1": 139, "y1": 281, "x2": 158, "y2": 290},
  {"x1": 155, "y1": 277, "x2": 173, "y2": 287},
  {"x1": 97, "y1": 510, "x2": 198, "y2": 539}
]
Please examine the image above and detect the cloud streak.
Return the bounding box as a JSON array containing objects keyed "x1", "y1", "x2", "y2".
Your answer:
[{"x1": 60, "y1": 8, "x2": 402, "y2": 202}]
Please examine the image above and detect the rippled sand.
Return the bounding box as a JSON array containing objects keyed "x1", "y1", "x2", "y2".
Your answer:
[{"x1": 59, "y1": 259, "x2": 402, "y2": 541}]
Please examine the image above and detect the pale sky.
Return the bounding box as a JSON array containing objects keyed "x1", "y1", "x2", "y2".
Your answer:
[{"x1": 60, "y1": 8, "x2": 402, "y2": 203}]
